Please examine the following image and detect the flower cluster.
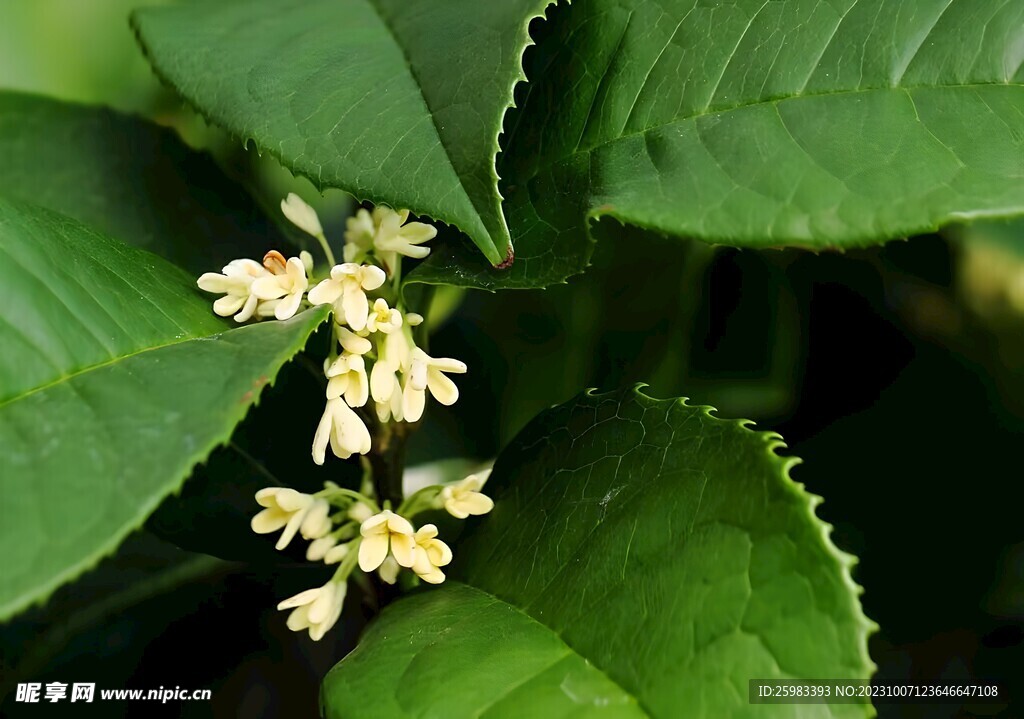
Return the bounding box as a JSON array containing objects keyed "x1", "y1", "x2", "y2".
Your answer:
[
  {"x1": 197, "y1": 250, "x2": 313, "y2": 323},
  {"x1": 197, "y1": 194, "x2": 486, "y2": 642},
  {"x1": 196, "y1": 193, "x2": 468, "y2": 465},
  {"x1": 252, "y1": 470, "x2": 494, "y2": 640}
]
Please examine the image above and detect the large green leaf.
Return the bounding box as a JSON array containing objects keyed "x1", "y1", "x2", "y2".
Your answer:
[
  {"x1": 0, "y1": 196, "x2": 327, "y2": 618},
  {"x1": 0, "y1": 91, "x2": 288, "y2": 275},
  {"x1": 132, "y1": 0, "x2": 555, "y2": 267},
  {"x1": 409, "y1": 0, "x2": 1024, "y2": 289},
  {"x1": 324, "y1": 388, "x2": 874, "y2": 718}
]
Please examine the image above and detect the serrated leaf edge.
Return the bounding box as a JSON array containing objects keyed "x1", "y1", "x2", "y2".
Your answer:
[{"x1": 0, "y1": 306, "x2": 329, "y2": 621}]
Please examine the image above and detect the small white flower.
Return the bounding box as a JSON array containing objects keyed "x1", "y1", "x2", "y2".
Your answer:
[
  {"x1": 312, "y1": 397, "x2": 372, "y2": 465},
  {"x1": 373, "y1": 376, "x2": 405, "y2": 423},
  {"x1": 365, "y1": 298, "x2": 403, "y2": 334},
  {"x1": 277, "y1": 580, "x2": 345, "y2": 641},
  {"x1": 348, "y1": 501, "x2": 375, "y2": 523},
  {"x1": 343, "y1": 208, "x2": 375, "y2": 263},
  {"x1": 325, "y1": 353, "x2": 369, "y2": 407},
  {"x1": 358, "y1": 509, "x2": 415, "y2": 571},
  {"x1": 281, "y1": 193, "x2": 324, "y2": 238},
  {"x1": 441, "y1": 470, "x2": 495, "y2": 519},
  {"x1": 373, "y1": 208, "x2": 437, "y2": 272},
  {"x1": 324, "y1": 543, "x2": 351, "y2": 565},
  {"x1": 378, "y1": 555, "x2": 401, "y2": 585},
  {"x1": 405, "y1": 312, "x2": 424, "y2": 326},
  {"x1": 306, "y1": 535, "x2": 339, "y2": 562},
  {"x1": 197, "y1": 258, "x2": 269, "y2": 323},
  {"x1": 337, "y1": 326, "x2": 372, "y2": 355},
  {"x1": 403, "y1": 348, "x2": 468, "y2": 422},
  {"x1": 251, "y1": 254, "x2": 309, "y2": 321},
  {"x1": 255, "y1": 298, "x2": 282, "y2": 319},
  {"x1": 307, "y1": 263, "x2": 386, "y2": 331},
  {"x1": 251, "y1": 488, "x2": 332, "y2": 550},
  {"x1": 369, "y1": 327, "x2": 416, "y2": 417},
  {"x1": 410, "y1": 524, "x2": 452, "y2": 584}
]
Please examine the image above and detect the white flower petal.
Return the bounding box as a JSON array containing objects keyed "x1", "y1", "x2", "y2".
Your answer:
[
  {"x1": 281, "y1": 193, "x2": 324, "y2": 237},
  {"x1": 430, "y1": 357, "x2": 468, "y2": 374},
  {"x1": 370, "y1": 362, "x2": 396, "y2": 404},
  {"x1": 390, "y1": 532, "x2": 416, "y2": 567},
  {"x1": 251, "y1": 276, "x2": 287, "y2": 300},
  {"x1": 426, "y1": 368, "x2": 460, "y2": 406},
  {"x1": 275, "y1": 510, "x2": 306, "y2": 550},
  {"x1": 403, "y1": 382, "x2": 425, "y2": 423},
  {"x1": 212, "y1": 294, "x2": 245, "y2": 317},
  {"x1": 378, "y1": 555, "x2": 400, "y2": 584},
  {"x1": 255, "y1": 487, "x2": 283, "y2": 507},
  {"x1": 197, "y1": 273, "x2": 232, "y2": 293},
  {"x1": 386, "y1": 512, "x2": 415, "y2": 535},
  {"x1": 360, "y1": 265, "x2": 386, "y2": 291},
  {"x1": 460, "y1": 493, "x2": 494, "y2": 516},
  {"x1": 277, "y1": 587, "x2": 320, "y2": 611},
  {"x1": 358, "y1": 533, "x2": 389, "y2": 571},
  {"x1": 307, "y1": 582, "x2": 336, "y2": 624},
  {"x1": 306, "y1": 536, "x2": 338, "y2": 561},
  {"x1": 250, "y1": 507, "x2": 289, "y2": 534},
  {"x1": 400, "y1": 222, "x2": 437, "y2": 244},
  {"x1": 324, "y1": 543, "x2": 350, "y2": 564},
  {"x1": 300, "y1": 499, "x2": 331, "y2": 539},
  {"x1": 326, "y1": 374, "x2": 348, "y2": 400},
  {"x1": 338, "y1": 327, "x2": 372, "y2": 355},
  {"x1": 342, "y1": 287, "x2": 369, "y2": 331},
  {"x1": 275, "y1": 290, "x2": 303, "y2": 321},
  {"x1": 311, "y1": 403, "x2": 334, "y2": 465},
  {"x1": 234, "y1": 293, "x2": 260, "y2": 323},
  {"x1": 307, "y1": 278, "x2": 342, "y2": 306},
  {"x1": 285, "y1": 605, "x2": 312, "y2": 632}
]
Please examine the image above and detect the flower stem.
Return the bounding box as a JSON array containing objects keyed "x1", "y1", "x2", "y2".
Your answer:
[
  {"x1": 315, "y1": 231, "x2": 337, "y2": 268},
  {"x1": 367, "y1": 420, "x2": 411, "y2": 510}
]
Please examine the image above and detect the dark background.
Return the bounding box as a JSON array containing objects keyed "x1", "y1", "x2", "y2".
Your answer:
[{"x1": 0, "y1": 3, "x2": 1021, "y2": 717}]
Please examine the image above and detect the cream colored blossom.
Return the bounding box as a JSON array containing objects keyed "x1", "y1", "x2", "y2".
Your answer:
[
  {"x1": 197, "y1": 258, "x2": 269, "y2": 323},
  {"x1": 251, "y1": 254, "x2": 309, "y2": 321},
  {"x1": 337, "y1": 326, "x2": 372, "y2": 355},
  {"x1": 365, "y1": 298, "x2": 403, "y2": 334},
  {"x1": 358, "y1": 510, "x2": 415, "y2": 571},
  {"x1": 312, "y1": 397, "x2": 372, "y2": 465},
  {"x1": 411, "y1": 524, "x2": 452, "y2": 584},
  {"x1": 251, "y1": 488, "x2": 331, "y2": 550},
  {"x1": 348, "y1": 501, "x2": 375, "y2": 523},
  {"x1": 441, "y1": 470, "x2": 494, "y2": 519},
  {"x1": 281, "y1": 193, "x2": 324, "y2": 238},
  {"x1": 277, "y1": 580, "x2": 345, "y2": 641},
  {"x1": 307, "y1": 263, "x2": 386, "y2": 331},
  {"x1": 324, "y1": 543, "x2": 351, "y2": 565},
  {"x1": 343, "y1": 206, "x2": 436, "y2": 272},
  {"x1": 378, "y1": 555, "x2": 401, "y2": 584},
  {"x1": 343, "y1": 208, "x2": 375, "y2": 263},
  {"x1": 325, "y1": 353, "x2": 369, "y2": 408},
  {"x1": 403, "y1": 348, "x2": 467, "y2": 422},
  {"x1": 373, "y1": 375, "x2": 405, "y2": 423},
  {"x1": 369, "y1": 327, "x2": 416, "y2": 421},
  {"x1": 373, "y1": 208, "x2": 436, "y2": 272},
  {"x1": 306, "y1": 535, "x2": 339, "y2": 562}
]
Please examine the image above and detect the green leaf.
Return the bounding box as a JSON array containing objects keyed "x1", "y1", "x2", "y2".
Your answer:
[
  {"x1": 132, "y1": 0, "x2": 555, "y2": 267},
  {"x1": 409, "y1": 0, "x2": 1024, "y2": 289},
  {"x1": 323, "y1": 388, "x2": 875, "y2": 718},
  {"x1": 0, "y1": 91, "x2": 288, "y2": 275},
  {"x1": 0, "y1": 196, "x2": 327, "y2": 618}
]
